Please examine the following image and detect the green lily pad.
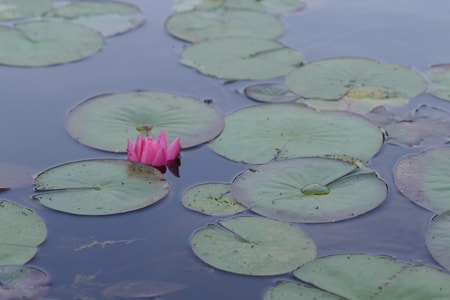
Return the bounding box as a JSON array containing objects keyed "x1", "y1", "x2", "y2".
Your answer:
[
  {"x1": 0, "y1": 265, "x2": 50, "y2": 300},
  {"x1": 232, "y1": 158, "x2": 387, "y2": 223},
  {"x1": 43, "y1": 1, "x2": 145, "y2": 37},
  {"x1": 0, "y1": 200, "x2": 47, "y2": 265},
  {"x1": 181, "y1": 37, "x2": 304, "y2": 80},
  {"x1": 209, "y1": 104, "x2": 383, "y2": 164},
  {"x1": 427, "y1": 64, "x2": 450, "y2": 101},
  {"x1": 395, "y1": 147, "x2": 450, "y2": 213},
  {"x1": 173, "y1": 0, "x2": 306, "y2": 15},
  {"x1": 426, "y1": 211, "x2": 450, "y2": 272},
  {"x1": 33, "y1": 159, "x2": 169, "y2": 216},
  {"x1": 0, "y1": 162, "x2": 36, "y2": 189},
  {"x1": 294, "y1": 254, "x2": 450, "y2": 299},
  {"x1": 367, "y1": 105, "x2": 450, "y2": 147},
  {"x1": 244, "y1": 83, "x2": 300, "y2": 103},
  {"x1": 285, "y1": 57, "x2": 426, "y2": 100},
  {"x1": 102, "y1": 280, "x2": 185, "y2": 298},
  {"x1": 0, "y1": 0, "x2": 52, "y2": 20},
  {"x1": 65, "y1": 92, "x2": 224, "y2": 152},
  {"x1": 297, "y1": 86, "x2": 410, "y2": 115},
  {"x1": 190, "y1": 216, "x2": 316, "y2": 275},
  {"x1": 264, "y1": 281, "x2": 344, "y2": 300},
  {"x1": 182, "y1": 183, "x2": 246, "y2": 216},
  {"x1": 0, "y1": 20, "x2": 104, "y2": 67},
  {"x1": 165, "y1": 9, "x2": 284, "y2": 42}
]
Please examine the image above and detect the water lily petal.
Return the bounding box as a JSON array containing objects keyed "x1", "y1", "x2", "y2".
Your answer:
[
  {"x1": 152, "y1": 148, "x2": 167, "y2": 167},
  {"x1": 167, "y1": 137, "x2": 181, "y2": 160}
]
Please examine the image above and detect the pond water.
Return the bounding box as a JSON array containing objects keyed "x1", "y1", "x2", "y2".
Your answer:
[{"x1": 2, "y1": 0, "x2": 450, "y2": 299}]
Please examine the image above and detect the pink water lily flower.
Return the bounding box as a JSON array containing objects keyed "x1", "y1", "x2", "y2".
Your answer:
[{"x1": 127, "y1": 131, "x2": 181, "y2": 167}]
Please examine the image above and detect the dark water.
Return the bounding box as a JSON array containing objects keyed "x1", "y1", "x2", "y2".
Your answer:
[{"x1": 2, "y1": 0, "x2": 450, "y2": 299}]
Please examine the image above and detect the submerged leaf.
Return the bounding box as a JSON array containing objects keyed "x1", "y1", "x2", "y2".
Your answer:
[
  {"x1": 0, "y1": 265, "x2": 49, "y2": 300},
  {"x1": 173, "y1": 0, "x2": 306, "y2": 14},
  {"x1": 427, "y1": 64, "x2": 450, "y2": 101},
  {"x1": 102, "y1": 280, "x2": 185, "y2": 298},
  {"x1": 244, "y1": 83, "x2": 300, "y2": 103},
  {"x1": 0, "y1": 162, "x2": 35, "y2": 189}
]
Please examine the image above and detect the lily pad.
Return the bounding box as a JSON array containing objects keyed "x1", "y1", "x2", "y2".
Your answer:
[
  {"x1": 173, "y1": 0, "x2": 306, "y2": 15},
  {"x1": 427, "y1": 64, "x2": 450, "y2": 101},
  {"x1": 366, "y1": 105, "x2": 450, "y2": 147},
  {"x1": 294, "y1": 254, "x2": 450, "y2": 299},
  {"x1": 182, "y1": 183, "x2": 246, "y2": 216},
  {"x1": 426, "y1": 211, "x2": 450, "y2": 272},
  {"x1": 395, "y1": 147, "x2": 450, "y2": 213},
  {"x1": 264, "y1": 281, "x2": 343, "y2": 300},
  {"x1": 0, "y1": 200, "x2": 47, "y2": 265},
  {"x1": 190, "y1": 216, "x2": 316, "y2": 275},
  {"x1": 232, "y1": 158, "x2": 387, "y2": 223},
  {"x1": 0, "y1": 265, "x2": 50, "y2": 300},
  {"x1": 181, "y1": 37, "x2": 304, "y2": 80},
  {"x1": 166, "y1": 10, "x2": 284, "y2": 42},
  {"x1": 209, "y1": 104, "x2": 383, "y2": 164},
  {"x1": 102, "y1": 279, "x2": 185, "y2": 298},
  {"x1": 43, "y1": 1, "x2": 145, "y2": 37},
  {"x1": 0, "y1": 20, "x2": 103, "y2": 67},
  {"x1": 0, "y1": 0, "x2": 52, "y2": 20},
  {"x1": 244, "y1": 83, "x2": 300, "y2": 103},
  {"x1": 0, "y1": 162, "x2": 36, "y2": 189},
  {"x1": 285, "y1": 57, "x2": 426, "y2": 100},
  {"x1": 33, "y1": 159, "x2": 169, "y2": 216},
  {"x1": 297, "y1": 86, "x2": 410, "y2": 115},
  {"x1": 65, "y1": 92, "x2": 224, "y2": 152}
]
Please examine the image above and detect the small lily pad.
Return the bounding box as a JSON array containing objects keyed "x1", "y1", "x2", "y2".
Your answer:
[
  {"x1": 285, "y1": 57, "x2": 426, "y2": 100},
  {"x1": 209, "y1": 104, "x2": 383, "y2": 164},
  {"x1": 182, "y1": 183, "x2": 246, "y2": 216},
  {"x1": 43, "y1": 1, "x2": 146, "y2": 37},
  {"x1": 0, "y1": 200, "x2": 47, "y2": 265},
  {"x1": 33, "y1": 159, "x2": 169, "y2": 216},
  {"x1": 0, "y1": 265, "x2": 50, "y2": 300},
  {"x1": 181, "y1": 37, "x2": 304, "y2": 80},
  {"x1": 102, "y1": 279, "x2": 185, "y2": 298},
  {"x1": 426, "y1": 211, "x2": 450, "y2": 272},
  {"x1": 0, "y1": 162, "x2": 36, "y2": 189},
  {"x1": 395, "y1": 147, "x2": 450, "y2": 213},
  {"x1": 0, "y1": 20, "x2": 104, "y2": 67},
  {"x1": 294, "y1": 254, "x2": 450, "y2": 299},
  {"x1": 0, "y1": 0, "x2": 52, "y2": 20},
  {"x1": 427, "y1": 64, "x2": 450, "y2": 101},
  {"x1": 65, "y1": 91, "x2": 224, "y2": 152},
  {"x1": 165, "y1": 9, "x2": 284, "y2": 42},
  {"x1": 190, "y1": 216, "x2": 317, "y2": 275},
  {"x1": 232, "y1": 158, "x2": 387, "y2": 223},
  {"x1": 264, "y1": 281, "x2": 343, "y2": 300},
  {"x1": 244, "y1": 83, "x2": 300, "y2": 103}
]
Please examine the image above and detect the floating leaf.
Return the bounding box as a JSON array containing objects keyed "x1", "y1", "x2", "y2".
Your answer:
[
  {"x1": 33, "y1": 159, "x2": 169, "y2": 216},
  {"x1": 366, "y1": 105, "x2": 450, "y2": 147},
  {"x1": 209, "y1": 104, "x2": 383, "y2": 164},
  {"x1": 165, "y1": 9, "x2": 284, "y2": 42},
  {"x1": 0, "y1": 162, "x2": 36, "y2": 189},
  {"x1": 190, "y1": 216, "x2": 316, "y2": 275},
  {"x1": 294, "y1": 254, "x2": 450, "y2": 299},
  {"x1": 426, "y1": 211, "x2": 450, "y2": 272},
  {"x1": 264, "y1": 281, "x2": 343, "y2": 300},
  {"x1": 232, "y1": 158, "x2": 387, "y2": 223},
  {"x1": 0, "y1": 200, "x2": 47, "y2": 265},
  {"x1": 285, "y1": 57, "x2": 426, "y2": 100},
  {"x1": 182, "y1": 183, "x2": 246, "y2": 216},
  {"x1": 244, "y1": 83, "x2": 299, "y2": 103},
  {"x1": 427, "y1": 64, "x2": 450, "y2": 101},
  {"x1": 173, "y1": 0, "x2": 306, "y2": 15},
  {"x1": 0, "y1": 0, "x2": 52, "y2": 20},
  {"x1": 102, "y1": 280, "x2": 185, "y2": 298},
  {"x1": 65, "y1": 92, "x2": 224, "y2": 152},
  {"x1": 43, "y1": 1, "x2": 145, "y2": 37},
  {"x1": 0, "y1": 265, "x2": 50, "y2": 300},
  {"x1": 181, "y1": 37, "x2": 304, "y2": 80},
  {"x1": 0, "y1": 20, "x2": 104, "y2": 67},
  {"x1": 395, "y1": 147, "x2": 450, "y2": 213}
]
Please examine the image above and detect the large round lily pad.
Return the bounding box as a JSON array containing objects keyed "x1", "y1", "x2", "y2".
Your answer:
[
  {"x1": 181, "y1": 37, "x2": 304, "y2": 80},
  {"x1": 244, "y1": 83, "x2": 300, "y2": 103},
  {"x1": 0, "y1": 265, "x2": 50, "y2": 300},
  {"x1": 165, "y1": 10, "x2": 284, "y2": 42},
  {"x1": 232, "y1": 158, "x2": 387, "y2": 223},
  {"x1": 264, "y1": 281, "x2": 343, "y2": 300},
  {"x1": 43, "y1": 1, "x2": 145, "y2": 37},
  {"x1": 394, "y1": 147, "x2": 450, "y2": 213},
  {"x1": 65, "y1": 92, "x2": 224, "y2": 152},
  {"x1": 427, "y1": 64, "x2": 450, "y2": 102},
  {"x1": 0, "y1": 20, "x2": 104, "y2": 67},
  {"x1": 190, "y1": 216, "x2": 316, "y2": 275},
  {"x1": 0, "y1": 200, "x2": 47, "y2": 265},
  {"x1": 285, "y1": 57, "x2": 426, "y2": 100},
  {"x1": 0, "y1": 0, "x2": 52, "y2": 20},
  {"x1": 33, "y1": 159, "x2": 169, "y2": 216},
  {"x1": 426, "y1": 211, "x2": 450, "y2": 272},
  {"x1": 209, "y1": 104, "x2": 383, "y2": 164},
  {"x1": 294, "y1": 254, "x2": 450, "y2": 299}
]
